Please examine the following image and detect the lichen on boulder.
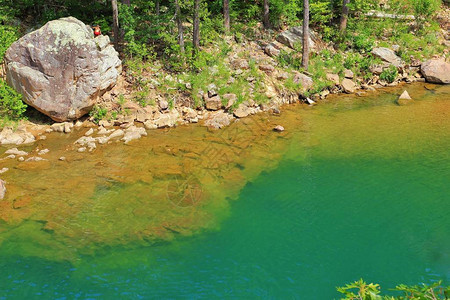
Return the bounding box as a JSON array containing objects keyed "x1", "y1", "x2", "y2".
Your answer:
[{"x1": 5, "y1": 17, "x2": 122, "y2": 122}]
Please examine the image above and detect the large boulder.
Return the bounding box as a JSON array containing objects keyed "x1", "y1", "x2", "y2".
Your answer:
[
  {"x1": 372, "y1": 47, "x2": 403, "y2": 68},
  {"x1": 5, "y1": 17, "x2": 122, "y2": 121},
  {"x1": 276, "y1": 26, "x2": 317, "y2": 49},
  {"x1": 420, "y1": 59, "x2": 450, "y2": 84}
]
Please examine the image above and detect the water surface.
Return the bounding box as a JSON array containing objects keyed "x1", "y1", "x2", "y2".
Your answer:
[{"x1": 0, "y1": 83, "x2": 449, "y2": 298}]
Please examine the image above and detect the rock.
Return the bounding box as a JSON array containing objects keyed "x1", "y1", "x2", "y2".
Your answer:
[
  {"x1": 108, "y1": 129, "x2": 124, "y2": 139},
  {"x1": 75, "y1": 136, "x2": 96, "y2": 146},
  {"x1": 74, "y1": 120, "x2": 84, "y2": 127},
  {"x1": 264, "y1": 43, "x2": 280, "y2": 57},
  {"x1": 144, "y1": 121, "x2": 158, "y2": 130},
  {"x1": 51, "y1": 123, "x2": 65, "y2": 132},
  {"x1": 305, "y1": 98, "x2": 317, "y2": 105},
  {"x1": 320, "y1": 89, "x2": 330, "y2": 99},
  {"x1": 276, "y1": 26, "x2": 316, "y2": 49},
  {"x1": 420, "y1": 59, "x2": 450, "y2": 84},
  {"x1": 344, "y1": 69, "x2": 354, "y2": 79},
  {"x1": 293, "y1": 72, "x2": 314, "y2": 92},
  {"x1": 5, "y1": 147, "x2": 28, "y2": 156},
  {"x1": 153, "y1": 110, "x2": 180, "y2": 128},
  {"x1": 277, "y1": 72, "x2": 289, "y2": 80},
  {"x1": 5, "y1": 17, "x2": 121, "y2": 122},
  {"x1": 97, "y1": 126, "x2": 112, "y2": 135},
  {"x1": 326, "y1": 73, "x2": 340, "y2": 85},
  {"x1": 99, "y1": 120, "x2": 112, "y2": 127},
  {"x1": 59, "y1": 157, "x2": 66, "y2": 161},
  {"x1": 37, "y1": 149, "x2": 49, "y2": 155},
  {"x1": 85, "y1": 128, "x2": 94, "y2": 136},
  {"x1": 372, "y1": 47, "x2": 403, "y2": 68},
  {"x1": 205, "y1": 95, "x2": 222, "y2": 111},
  {"x1": 259, "y1": 64, "x2": 275, "y2": 73},
  {"x1": 78, "y1": 147, "x2": 86, "y2": 153},
  {"x1": 122, "y1": 126, "x2": 146, "y2": 144},
  {"x1": 0, "y1": 127, "x2": 35, "y2": 145},
  {"x1": 273, "y1": 125, "x2": 285, "y2": 132},
  {"x1": 392, "y1": 44, "x2": 400, "y2": 52},
  {"x1": 204, "y1": 111, "x2": 233, "y2": 129},
  {"x1": 341, "y1": 79, "x2": 357, "y2": 93},
  {"x1": 0, "y1": 179, "x2": 6, "y2": 200},
  {"x1": 233, "y1": 104, "x2": 252, "y2": 118},
  {"x1": 64, "y1": 122, "x2": 72, "y2": 133},
  {"x1": 159, "y1": 100, "x2": 169, "y2": 110},
  {"x1": 397, "y1": 90, "x2": 414, "y2": 106},
  {"x1": 370, "y1": 65, "x2": 385, "y2": 75},
  {"x1": 0, "y1": 168, "x2": 8, "y2": 174},
  {"x1": 231, "y1": 59, "x2": 249, "y2": 70},
  {"x1": 207, "y1": 84, "x2": 218, "y2": 98},
  {"x1": 25, "y1": 156, "x2": 46, "y2": 162},
  {"x1": 4, "y1": 155, "x2": 15, "y2": 159},
  {"x1": 181, "y1": 107, "x2": 198, "y2": 122}
]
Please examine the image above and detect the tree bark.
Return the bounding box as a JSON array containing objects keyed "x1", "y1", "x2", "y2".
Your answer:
[
  {"x1": 263, "y1": 0, "x2": 270, "y2": 29},
  {"x1": 112, "y1": 0, "x2": 120, "y2": 50},
  {"x1": 224, "y1": 0, "x2": 230, "y2": 32},
  {"x1": 302, "y1": 0, "x2": 309, "y2": 70},
  {"x1": 175, "y1": 0, "x2": 185, "y2": 53},
  {"x1": 156, "y1": 0, "x2": 160, "y2": 15},
  {"x1": 193, "y1": 0, "x2": 200, "y2": 54},
  {"x1": 340, "y1": 0, "x2": 350, "y2": 33}
]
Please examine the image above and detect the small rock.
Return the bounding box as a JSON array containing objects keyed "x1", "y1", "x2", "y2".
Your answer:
[
  {"x1": 159, "y1": 100, "x2": 169, "y2": 110},
  {"x1": 233, "y1": 104, "x2": 252, "y2": 118},
  {"x1": 273, "y1": 125, "x2": 285, "y2": 132},
  {"x1": 392, "y1": 44, "x2": 400, "y2": 52},
  {"x1": 264, "y1": 43, "x2": 280, "y2": 57},
  {"x1": 99, "y1": 120, "x2": 112, "y2": 127},
  {"x1": 63, "y1": 122, "x2": 72, "y2": 133},
  {"x1": 223, "y1": 94, "x2": 237, "y2": 109},
  {"x1": 25, "y1": 156, "x2": 45, "y2": 162},
  {"x1": 259, "y1": 64, "x2": 275, "y2": 73},
  {"x1": 39, "y1": 135, "x2": 47, "y2": 140},
  {"x1": 5, "y1": 155, "x2": 15, "y2": 159},
  {"x1": 96, "y1": 136, "x2": 110, "y2": 144},
  {"x1": 85, "y1": 128, "x2": 94, "y2": 136},
  {"x1": 78, "y1": 147, "x2": 87, "y2": 153},
  {"x1": 109, "y1": 129, "x2": 125, "y2": 139},
  {"x1": 59, "y1": 157, "x2": 66, "y2": 161},
  {"x1": 18, "y1": 157, "x2": 25, "y2": 162},
  {"x1": 205, "y1": 95, "x2": 222, "y2": 111},
  {"x1": 344, "y1": 69, "x2": 354, "y2": 79},
  {"x1": 51, "y1": 123, "x2": 65, "y2": 133},
  {"x1": 144, "y1": 121, "x2": 158, "y2": 130},
  {"x1": 5, "y1": 148, "x2": 28, "y2": 156},
  {"x1": 0, "y1": 168, "x2": 8, "y2": 174},
  {"x1": 97, "y1": 126, "x2": 110, "y2": 135},
  {"x1": 305, "y1": 98, "x2": 317, "y2": 105},
  {"x1": 37, "y1": 149, "x2": 49, "y2": 155},
  {"x1": 397, "y1": 90, "x2": 414, "y2": 106},
  {"x1": 341, "y1": 79, "x2": 356, "y2": 93},
  {"x1": 74, "y1": 120, "x2": 83, "y2": 127},
  {"x1": 326, "y1": 73, "x2": 340, "y2": 85},
  {"x1": 207, "y1": 84, "x2": 218, "y2": 98}
]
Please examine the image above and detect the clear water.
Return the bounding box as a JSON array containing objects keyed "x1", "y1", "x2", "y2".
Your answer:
[{"x1": 1, "y1": 84, "x2": 449, "y2": 298}]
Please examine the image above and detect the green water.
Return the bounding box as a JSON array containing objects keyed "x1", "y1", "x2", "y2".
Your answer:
[{"x1": 0, "y1": 84, "x2": 449, "y2": 298}]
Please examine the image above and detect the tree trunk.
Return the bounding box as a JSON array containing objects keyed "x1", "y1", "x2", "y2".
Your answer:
[
  {"x1": 156, "y1": 0, "x2": 160, "y2": 15},
  {"x1": 112, "y1": 0, "x2": 120, "y2": 50},
  {"x1": 175, "y1": 0, "x2": 185, "y2": 53},
  {"x1": 193, "y1": 0, "x2": 200, "y2": 54},
  {"x1": 340, "y1": 0, "x2": 350, "y2": 33},
  {"x1": 302, "y1": 0, "x2": 309, "y2": 70},
  {"x1": 224, "y1": 0, "x2": 230, "y2": 32},
  {"x1": 263, "y1": 0, "x2": 270, "y2": 29}
]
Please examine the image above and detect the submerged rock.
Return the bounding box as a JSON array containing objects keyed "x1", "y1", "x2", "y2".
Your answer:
[
  {"x1": 0, "y1": 127, "x2": 35, "y2": 145},
  {"x1": 0, "y1": 179, "x2": 6, "y2": 200},
  {"x1": 204, "y1": 111, "x2": 233, "y2": 129},
  {"x1": 5, "y1": 147, "x2": 28, "y2": 156},
  {"x1": 421, "y1": 59, "x2": 450, "y2": 84},
  {"x1": 273, "y1": 125, "x2": 285, "y2": 132},
  {"x1": 5, "y1": 17, "x2": 122, "y2": 121}
]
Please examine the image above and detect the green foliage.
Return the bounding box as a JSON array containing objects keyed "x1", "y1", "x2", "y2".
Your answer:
[
  {"x1": 0, "y1": 25, "x2": 19, "y2": 63},
  {"x1": 0, "y1": 79, "x2": 27, "y2": 123},
  {"x1": 352, "y1": 33, "x2": 375, "y2": 53},
  {"x1": 410, "y1": 0, "x2": 441, "y2": 28},
  {"x1": 89, "y1": 105, "x2": 108, "y2": 124},
  {"x1": 337, "y1": 279, "x2": 450, "y2": 300},
  {"x1": 380, "y1": 65, "x2": 398, "y2": 83}
]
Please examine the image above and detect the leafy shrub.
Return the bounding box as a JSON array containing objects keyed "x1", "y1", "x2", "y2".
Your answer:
[
  {"x1": 89, "y1": 105, "x2": 108, "y2": 124},
  {"x1": 0, "y1": 25, "x2": 19, "y2": 63},
  {"x1": 337, "y1": 279, "x2": 449, "y2": 299},
  {"x1": 0, "y1": 79, "x2": 27, "y2": 122},
  {"x1": 352, "y1": 34, "x2": 375, "y2": 53},
  {"x1": 410, "y1": 0, "x2": 441, "y2": 28},
  {"x1": 380, "y1": 65, "x2": 398, "y2": 83}
]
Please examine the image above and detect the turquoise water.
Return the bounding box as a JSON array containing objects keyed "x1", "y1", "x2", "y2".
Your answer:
[{"x1": 1, "y1": 85, "x2": 449, "y2": 298}]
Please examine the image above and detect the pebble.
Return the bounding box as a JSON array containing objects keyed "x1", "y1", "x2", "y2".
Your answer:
[
  {"x1": 274, "y1": 125, "x2": 285, "y2": 132},
  {"x1": 0, "y1": 168, "x2": 8, "y2": 174}
]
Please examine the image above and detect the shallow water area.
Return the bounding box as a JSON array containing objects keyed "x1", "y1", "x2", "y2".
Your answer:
[{"x1": 0, "y1": 83, "x2": 449, "y2": 298}]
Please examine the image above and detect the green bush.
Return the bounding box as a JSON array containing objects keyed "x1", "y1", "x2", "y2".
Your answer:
[
  {"x1": 337, "y1": 279, "x2": 449, "y2": 299},
  {"x1": 0, "y1": 79, "x2": 27, "y2": 122},
  {"x1": 380, "y1": 65, "x2": 398, "y2": 83},
  {"x1": 410, "y1": 0, "x2": 441, "y2": 28},
  {"x1": 89, "y1": 105, "x2": 108, "y2": 124},
  {"x1": 0, "y1": 25, "x2": 19, "y2": 63}
]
